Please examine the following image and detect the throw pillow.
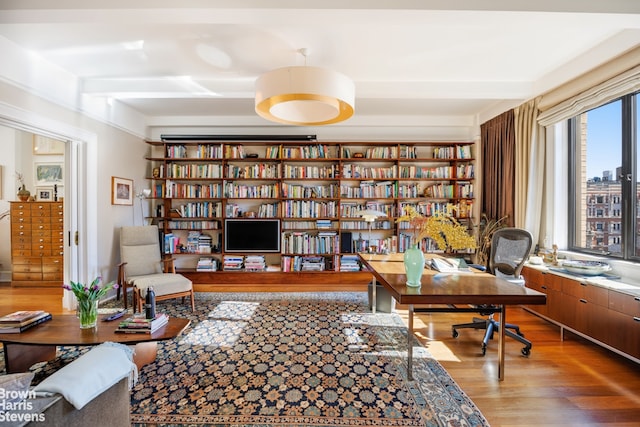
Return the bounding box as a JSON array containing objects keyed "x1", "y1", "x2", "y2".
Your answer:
[{"x1": 0, "y1": 372, "x2": 35, "y2": 405}]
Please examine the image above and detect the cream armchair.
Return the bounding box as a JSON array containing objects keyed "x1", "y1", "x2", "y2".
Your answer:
[{"x1": 117, "y1": 225, "x2": 194, "y2": 312}]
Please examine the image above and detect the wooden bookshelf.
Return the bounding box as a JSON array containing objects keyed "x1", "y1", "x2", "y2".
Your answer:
[{"x1": 146, "y1": 139, "x2": 475, "y2": 284}]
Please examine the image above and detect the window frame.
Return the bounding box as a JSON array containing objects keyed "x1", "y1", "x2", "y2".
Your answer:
[{"x1": 568, "y1": 91, "x2": 639, "y2": 262}]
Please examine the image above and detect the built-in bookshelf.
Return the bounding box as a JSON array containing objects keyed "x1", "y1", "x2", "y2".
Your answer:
[{"x1": 146, "y1": 139, "x2": 476, "y2": 284}]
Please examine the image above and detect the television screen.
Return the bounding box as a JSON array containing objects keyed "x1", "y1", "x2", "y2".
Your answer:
[{"x1": 224, "y1": 219, "x2": 281, "y2": 253}]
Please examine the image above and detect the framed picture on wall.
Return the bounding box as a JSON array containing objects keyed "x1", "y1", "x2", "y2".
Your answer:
[
  {"x1": 36, "y1": 187, "x2": 54, "y2": 201},
  {"x1": 35, "y1": 163, "x2": 63, "y2": 185},
  {"x1": 33, "y1": 135, "x2": 65, "y2": 155},
  {"x1": 111, "y1": 176, "x2": 133, "y2": 205}
]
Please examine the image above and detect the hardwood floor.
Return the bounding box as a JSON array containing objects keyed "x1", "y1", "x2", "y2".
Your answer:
[{"x1": 2, "y1": 283, "x2": 639, "y2": 426}]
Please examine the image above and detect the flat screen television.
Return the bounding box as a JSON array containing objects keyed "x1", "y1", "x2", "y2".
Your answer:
[{"x1": 224, "y1": 218, "x2": 281, "y2": 253}]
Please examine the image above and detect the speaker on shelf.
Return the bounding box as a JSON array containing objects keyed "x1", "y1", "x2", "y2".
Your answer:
[{"x1": 340, "y1": 232, "x2": 352, "y2": 253}]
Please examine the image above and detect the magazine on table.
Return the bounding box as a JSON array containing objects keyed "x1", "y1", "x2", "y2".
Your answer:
[{"x1": 430, "y1": 257, "x2": 472, "y2": 273}]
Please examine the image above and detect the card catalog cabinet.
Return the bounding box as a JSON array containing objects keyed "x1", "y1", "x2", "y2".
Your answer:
[{"x1": 10, "y1": 201, "x2": 64, "y2": 287}]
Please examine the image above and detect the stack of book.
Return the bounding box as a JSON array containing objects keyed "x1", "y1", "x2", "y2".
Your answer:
[
  {"x1": 115, "y1": 313, "x2": 169, "y2": 334},
  {"x1": 0, "y1": 310, "x2": 52, "y2": 333},
  {"x1": 340, "y1": 255, "x2": 361, "y2": 272},
  {"x1": 244, "y1": 255, "x2": 266, "y2": 271},
  {"x1": 223, "y1": 255, "x2": 244, "y2": 271},
  {"x1": 196, "y1": 257, "x2": 217, "y2": 271}
]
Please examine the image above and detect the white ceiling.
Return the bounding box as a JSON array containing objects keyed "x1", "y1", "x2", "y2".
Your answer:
[{"x1": 0, "y1": 1, "x2": 639, "y2": 139}]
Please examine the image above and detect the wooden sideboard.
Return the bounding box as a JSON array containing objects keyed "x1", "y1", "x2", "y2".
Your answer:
[
  {"x1": 10, "y1": 201, "x2": 64, "y2": 287},
  {"x1": 522, "y1": 266, "x2": 640, "y2": 362}
]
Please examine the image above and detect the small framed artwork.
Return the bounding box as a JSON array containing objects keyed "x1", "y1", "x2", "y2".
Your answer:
[
  {"x1": 36, "y1": 187, "x2": 54, "y2": 201},
  {"x1": 35, "y1": 163, "x2": 63, "y2": 185},
  {"x1": 111, "y1": 176, "x2": 133, "y2": 205},
  {"x1": 33, "y1": 135, "x2": 65, "y2": 155}
]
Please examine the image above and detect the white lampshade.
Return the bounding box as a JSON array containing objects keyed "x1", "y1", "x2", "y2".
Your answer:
[
  {"x1": 255, "y1": 66, "x2": 355, "y2": 126},
  {"x1": 358, "y1": 209, "x2": 387, "y2": 222}
]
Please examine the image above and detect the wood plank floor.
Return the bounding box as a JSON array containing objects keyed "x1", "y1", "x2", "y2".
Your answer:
[{"x1": 2, "y1": 283, "x2": 639, "y2": 426}]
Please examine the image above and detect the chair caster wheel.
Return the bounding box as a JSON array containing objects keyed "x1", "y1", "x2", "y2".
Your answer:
[
  {"x1": 452, "y1": 329, "x2": 459, "y2": 338},
  {"x1": 521, "y1": 347, "x2": 531, "y2": 356}
]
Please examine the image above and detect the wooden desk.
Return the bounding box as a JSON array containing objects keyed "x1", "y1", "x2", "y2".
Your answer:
[
  {"x1": 359, "y1": 253, "x2": 546, "y2": 381},
  {"x1": 0, "y1": 315, "x2": 190, "y2": 373}
]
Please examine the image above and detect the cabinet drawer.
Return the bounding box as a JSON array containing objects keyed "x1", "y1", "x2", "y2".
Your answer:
[
  {"x1": 42, "y1": 256, "x2": 62, "y2": 266},
  {"x1": 12, "y1": 272, "x2": 43, "y2": 281},
  {"x1": 12, "y1": 257, "x2": 43, "y2": 266},
  {"x1": 32, "y1": 234, "x2": 52, "y2": 244},
  {"x1": 31, "y1": 223, "x2": 52, "y2": 231},
  {"x1": 30, "y1": 203, "x2": 51, "y2": 213},
  {"x1": 560, "y1": 279, "x2": 608, "y2": 306},
  {"x1": 31, "y1": 243, "x2": 53, "y2": 252},
  {"x1": 11, "y1": 236, "x2": 31, "y2": 246},
  {"x1": 42, "y1": 272, "x2": 63, "y2": 281},
  {"x1": 609, "y1": 290, "x2": 640, "y2": 316},
  {"x1": 31, "y1": 215, "x2": 51, "y2": 225},
  {"x1": 10, "y1": 203, "x2": 31, "y2": 212},
  {"x1": 11, "y1": 223, "x2": 32, "y2": 233},
  {"x1": 11, "y1": 242, "x2": 31, "y2": 251},
  {"x1": 13, "y1": 263, "x2": 43, "y2": 273},
  {"x1": 42, "y1": 263, "x2": 63, "y2": 273},
  {"x1": 11, "y1": 215, "x2": 32, "y2": 224},
  {"x1": 11, "y1": 249, "x2": 32, "y2": 257}
]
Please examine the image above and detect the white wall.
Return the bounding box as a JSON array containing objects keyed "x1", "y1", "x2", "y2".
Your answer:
[{"x1": 0, "y1": 80, "x2": 148, "y2": 285}]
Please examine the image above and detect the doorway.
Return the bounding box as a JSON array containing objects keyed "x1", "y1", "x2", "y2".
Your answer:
[{"x1": 0, "y1": 106, "x2": 97, "y2": 309}]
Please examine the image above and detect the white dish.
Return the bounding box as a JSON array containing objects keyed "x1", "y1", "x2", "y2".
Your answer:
[{"x1": 562, "y1": 260, "x2": 611, "y2": 276}]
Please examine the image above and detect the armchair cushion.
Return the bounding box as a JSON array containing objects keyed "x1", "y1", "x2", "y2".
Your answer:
[{"x1": 129, "y1": 273, "x2": 193, "y2": 297}]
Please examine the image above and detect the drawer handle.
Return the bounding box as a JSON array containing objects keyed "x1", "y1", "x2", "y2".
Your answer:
[
  {"x1": 634, "y1": 317, "x2": 640, "y2": 322},
  {"x1": 580, "y1": 282, "x2": 587, "y2": 287},
  {"x1": 579, "y1": 299, "x2": 588, "y2": 304},
  {"x1": 541, "y1": 285, "x2": 547, "y2": 290}
]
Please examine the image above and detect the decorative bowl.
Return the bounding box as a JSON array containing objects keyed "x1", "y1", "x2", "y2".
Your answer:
[{"x1": 562, "y1": 260, "x2": 611, "y2": 276}]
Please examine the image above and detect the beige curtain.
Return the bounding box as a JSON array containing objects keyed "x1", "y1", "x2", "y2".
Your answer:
[
  {"x1": 514, "y1": 97, "x2": 545, "y2": 246},
  {"x1": 480, "y1": 110, "x2": 515, "y2": 226}
]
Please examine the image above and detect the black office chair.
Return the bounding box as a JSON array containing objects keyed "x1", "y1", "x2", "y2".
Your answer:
[{"x1": 452, "y1": 227, "x2": 533, "y2": 356}]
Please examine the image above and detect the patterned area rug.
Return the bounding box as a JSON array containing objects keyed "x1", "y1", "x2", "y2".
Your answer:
[{"x1": 5, "y1": 292, "x2": 489, "y2": 426}]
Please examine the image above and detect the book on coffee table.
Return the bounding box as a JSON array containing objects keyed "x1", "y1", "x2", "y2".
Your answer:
[
  {"x1": 0, "y1": 310, "x2": 46, "y2": 325},
  {"x1": 0, "y1": 312, "x2": 52, "y2": 333},
  {"x1": 115, "y1": 313, "x2": 169, "y2": 334}
]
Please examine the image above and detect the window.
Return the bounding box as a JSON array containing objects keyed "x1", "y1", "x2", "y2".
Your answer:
[{"x1": 569, "y1": 92, "x2": 639, "y2": 260}]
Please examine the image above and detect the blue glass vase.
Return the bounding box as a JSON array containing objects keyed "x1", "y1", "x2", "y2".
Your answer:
[{"x1": 404, "y1": 245, "x2": 425, "y2": 287}]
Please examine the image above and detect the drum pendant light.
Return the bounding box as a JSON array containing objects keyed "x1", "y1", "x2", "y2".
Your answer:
[{"x1": 255, "y1": 49, "x2": 355, "y2": 126}]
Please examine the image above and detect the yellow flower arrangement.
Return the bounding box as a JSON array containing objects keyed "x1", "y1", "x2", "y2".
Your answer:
[{"x1": 396, "y1": 205, "x2": 476, "y2": 251}]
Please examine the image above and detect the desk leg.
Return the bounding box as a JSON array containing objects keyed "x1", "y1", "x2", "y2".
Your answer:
[
  {"x1": 371, "y1": 277, "x2": 377, "y2": 314},
  {"x1": 498, "y1": 305, "x2": 506, "y2": 381},
  {"x1": 407, "y1": 304, "x2": 414, "y2": 381}
]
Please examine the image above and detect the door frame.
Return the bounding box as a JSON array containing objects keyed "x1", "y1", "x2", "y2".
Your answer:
[{"x1": 0, "y1": 104, "x2": 98, "y2": 309}]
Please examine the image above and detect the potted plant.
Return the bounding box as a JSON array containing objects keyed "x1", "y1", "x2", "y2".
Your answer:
[{"x1": 15, "y1": 172, "x2": 30, "y2": 201}]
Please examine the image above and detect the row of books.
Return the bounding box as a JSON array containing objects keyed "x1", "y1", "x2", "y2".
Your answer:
[
  {"x1": 0, "y1": 310, "x2": 52, "y2": 333},
  {"x1": 115, "y1": 313, "x2": 169, "y2": 334}
]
